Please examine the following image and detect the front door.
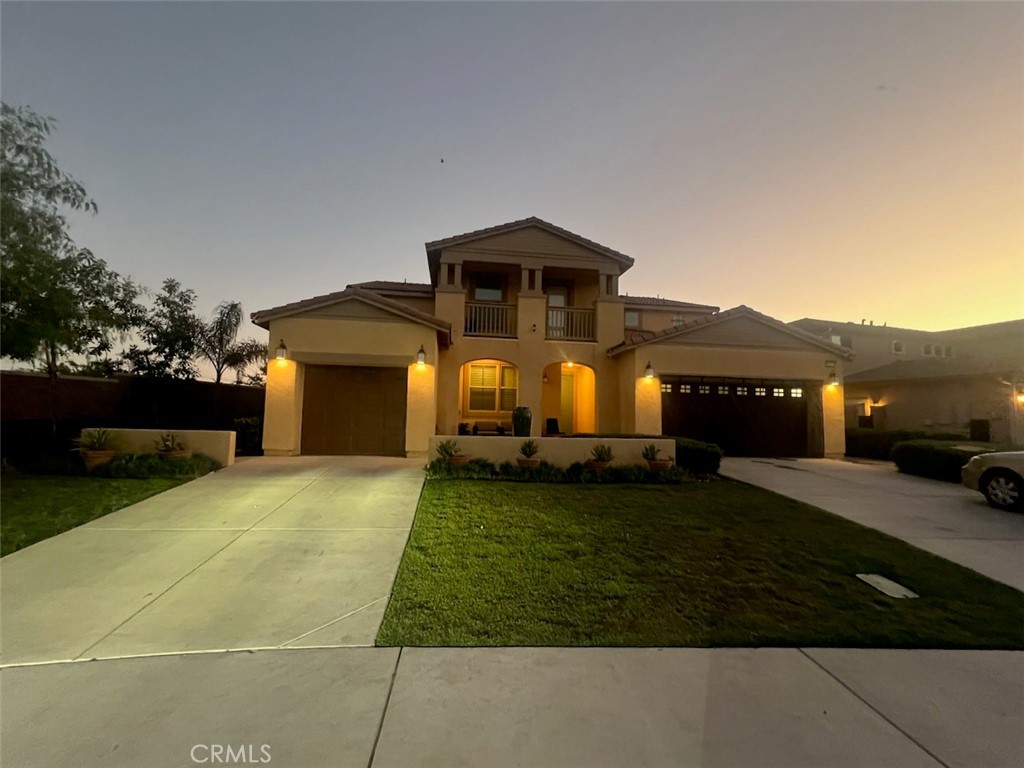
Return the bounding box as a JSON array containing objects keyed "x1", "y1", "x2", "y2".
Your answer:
[{"x1": 560, "y1": 374, "x2": 574, "y2": 434}]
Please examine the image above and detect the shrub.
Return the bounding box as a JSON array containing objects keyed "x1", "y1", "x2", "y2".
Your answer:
[
  {"x1": 74, "y1": 428, "x2": 115, "y2": 452},
  {"x1": 519, "y1": 439, "x2": 540, "y2": 458},
  {"x1": 233, "y1": 417, "x2": 263, "y2": 456},
  {"x1": 93, "y1": 453, "x2": 222, "y2": 479},
  {"x1": 435, "y1": 439, "x2": 462, "y2": 458},
  {"x1": 641, "y1": 444, "x2": 661, "y2": 461},
  {"x1": 845, "y1": 429, "x2": 965, "y2": 460},
  {"x1": 427, "y1": 459, "x2": 690, "y2": 485},
  {"x1": 497, "y1": 460, "x2": 564, "y2": 483},
  {"x1": 590, "y1": 444, "x2": 613, "y2": 462},
  {"x1": 890, "y1": 440, "x2": 1004, "y2": 483},
  {"x1": 674, "y1": 438, "x2": 722, "y2": 475}
]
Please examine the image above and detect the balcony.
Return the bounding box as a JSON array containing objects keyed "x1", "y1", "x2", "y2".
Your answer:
[
  {"x1": 546, "y1": 307, "x2": 595, "y2": 341},
  {"x1": 465, "y1": 301, "x2": 517, "y2": 338}
]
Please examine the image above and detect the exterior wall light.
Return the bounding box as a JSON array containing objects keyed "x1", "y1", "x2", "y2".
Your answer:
[
  {"x1": 645, "y1": 361, "x2": 655, "y2": 379},
  {"x1": 566, "y1": 361, "x2": 574, "y2": 368},
  {"x1": 416, "y1": 345, "x2": 427, "y2": 366},
  {"x1": 827, "y1": 370, "x2": 839, "y2": 387},
  {"x1": 1016, "y1": 391, "x2": 1024, "y2": 406},
  {"x1": 275, "y1": 339, "x2": 288, "y2": 360}
]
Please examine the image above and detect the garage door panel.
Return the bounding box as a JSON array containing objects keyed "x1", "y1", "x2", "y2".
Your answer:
[
  {"x1": 662, "y1": 378, "x2": 811, "y2": 458},
  {"x1": 301, "y1": 365, "x2": 407, "y2": 456}
]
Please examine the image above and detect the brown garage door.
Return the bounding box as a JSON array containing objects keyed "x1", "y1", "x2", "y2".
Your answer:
[
  {"x1": 301, "y1": 365, "x2": 407, "y2": 456},
  {"x1": 661, "y1": 376, "x2": 822, "y2": 458}
]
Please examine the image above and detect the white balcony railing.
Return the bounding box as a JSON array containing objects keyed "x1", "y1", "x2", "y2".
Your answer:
[
  {"x1": 465, "y1": 302, "x2": 517, "y2": 338},
  {"x1": 546, "y1": 307, "x2": 595, "y2": 341}
]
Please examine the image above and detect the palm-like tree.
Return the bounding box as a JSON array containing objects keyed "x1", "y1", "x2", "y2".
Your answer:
[
  {"x1": 224, "y1": 337, "x2": 267, "y2": 385},
  {"x1": 197, "y1": 300, "x2": 242, "y2": 383}
]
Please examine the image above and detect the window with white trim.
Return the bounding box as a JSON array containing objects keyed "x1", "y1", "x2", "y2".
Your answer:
[
  {"x1": 891, "y1": 340, "x2": 904, "y2": 354},
  {"x1": 672, "y1": 313, "x2": 684, "y2": 327},
  {"x1": 660, "y1": 383, "x2": 672, "y2": 393},
  {"x1": 467, "y1": 363, "x2": 517, "y2": 412},
  {"x1": 790, "y1": 388, "x2": 803, "y2": 398},
  {"x1": 698, "y1": 384, "x2": 710, "y2": 394},
  {"x1": 624, "y1": 310, "x2": 641, "y2": 329}
]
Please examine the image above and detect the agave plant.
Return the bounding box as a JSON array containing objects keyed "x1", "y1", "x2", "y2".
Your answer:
[{"x1": 519, "y1": 439, "x2": 540, "y2": 458}]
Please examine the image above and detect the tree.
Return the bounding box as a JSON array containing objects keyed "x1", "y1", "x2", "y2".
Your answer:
[
  {"x1": 122, "y1": 278, "x2": 202, "y2": 379},
  {"x1": 197, "y1": 301, "x2": 243, "y2": 383},
  {"x1": 224, "y1": 337, "x2": 267, "y2": 386},
  {"x1": 1, "y1": 103, "x2": 141, "y2": 375}
]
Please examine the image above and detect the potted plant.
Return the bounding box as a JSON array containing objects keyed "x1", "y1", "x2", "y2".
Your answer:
[
  {"x1": 436, "y1": 439, "x2": 470, "y2": 467},
  {"x1": 517, "y1": 439, "x2": 541, "y2": 468},
  {"x1": 155, "y1": 432, "x2": 192, "y2": 461},
  {"x1": 586, "y1": 444, "x2": 613, "y2": 474},
  {"x1": 512, "y1": 405, "x2": 532, "y2": 437},
  {"x1": 74, "y1": 428, "x2": 117, "y2": 471},
  {"x1": 642, "y1": 443, "x2": 673, "y2": 472}
]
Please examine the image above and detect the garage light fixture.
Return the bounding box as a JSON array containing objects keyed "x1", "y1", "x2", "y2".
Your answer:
[
  {"x1": 1016, "y1": 391, "x2": 1024, "y2": 406},
  {"x1": 416, "y1": 345, "x2": 427, "y2": 366},
  {"x1": 827, "y1": 370, "x2": 838, "y2": 387},
  {"x1": 275, "y1": 339, "x2": 288, "y2": 360},
  {"x1": 645, "y1": 361, "x2": 655, "y2": 379}
]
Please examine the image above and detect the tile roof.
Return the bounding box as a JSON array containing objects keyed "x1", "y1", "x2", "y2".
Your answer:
[
  {"x1": 250, "y1": 286, "x2": 451, "y2": 338},
  {"x1": 608, "y1": 305, "x2": 853, "y2": 358},
  {"x1": 845, "y1": 356, "x2": 1024, "y2": 383},
  {"x1": 621, "y1": 295, "x2": 719, "y2": 311},
  {"x1": 348, "y1": 280, "x2": 434, "y2": 295},
  {"x1": 424, "y1": 216, "x2": 635, "y2": 267}
]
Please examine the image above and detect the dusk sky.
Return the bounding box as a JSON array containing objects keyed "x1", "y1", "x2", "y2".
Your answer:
[{"x1": 3, "y1": 1, "x2": 1022, "y2": 347}]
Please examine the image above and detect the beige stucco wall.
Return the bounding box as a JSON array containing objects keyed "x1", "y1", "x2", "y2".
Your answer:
[
  {"x1": 845, "y1": 376, "x2": 1021, "y2": 445},
  {"x1": 428, "y1": 435, "x2": 676, "y2": 468},
  {"x1": 94, "y1": 429, "x2": 236, "y2": 467},
  {"x1": 262, "y1": 315, "x2": 439, "y2": 456}
]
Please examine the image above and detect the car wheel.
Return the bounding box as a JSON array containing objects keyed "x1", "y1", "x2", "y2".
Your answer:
[{"x1": 981, "y1": 470, "x2": 1023, "y2": 511}]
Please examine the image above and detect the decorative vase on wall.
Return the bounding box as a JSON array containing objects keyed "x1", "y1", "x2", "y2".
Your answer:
[{"x1": 512, "y1": 406, "x2": 532, "y2": 437}]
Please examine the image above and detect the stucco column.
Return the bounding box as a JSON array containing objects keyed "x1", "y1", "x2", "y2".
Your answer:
[
  {"x1": 406, "y1": 361, "x2": 437, "y2": 458},
  {"x1": 822, "y1": 383, "x2": 846, "y2": 457},
  {"x1": 263, "y1": 358, "x2": 304, "y2": 456},
  {"x1": 634, "y1": 373, "x2": 662, "y2": 435}
]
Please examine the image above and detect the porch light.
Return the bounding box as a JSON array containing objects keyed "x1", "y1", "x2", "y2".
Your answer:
[
  {"x1": 416, "y1": 345, "x2": 426, "y2": 366},
  {"x1": 275, "y1": 339, "x2": 288, "y2": 360},
  {"x1": 827, "y1": 370, "x2": 838, "y2": 387},
  {"x1": 566, "y1": 361, "x2": 574, "y2": 368},
  {"x1": 1016, "y1": 391, "x2": 1024, "y2": 406},
  {"x1": 645, "y1": 361, "x2": 655, "y2": 379}
]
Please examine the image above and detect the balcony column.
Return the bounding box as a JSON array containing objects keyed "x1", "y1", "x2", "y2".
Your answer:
[
  {"x1": 453, "y1": 263, "x2": 463, "y2": 290},
  {"x1": 520, "y1": 267, "x2": 543, "y2": 296}
]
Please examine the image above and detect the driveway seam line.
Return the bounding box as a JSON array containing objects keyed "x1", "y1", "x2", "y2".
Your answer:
[
  {"x1": 797, "y1": 649, "x2": 952, "y2": 768},
  {"x1": 71, "y1": 466, "x2": 333, "y2": 660},
  {"x1": 367, "y1": 647, "x2": 402, "y2": 768},
  {"x1": 279, "y1": 596, "x2": 390, "y2": 648}
]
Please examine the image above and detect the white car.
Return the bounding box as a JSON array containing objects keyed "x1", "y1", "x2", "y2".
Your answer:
[{"x1": 962, "y1": 451, "x2": 1024, "y2": 511}]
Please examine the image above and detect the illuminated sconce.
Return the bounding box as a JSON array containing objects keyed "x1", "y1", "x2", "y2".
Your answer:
[
  {"x1": 275, "y1": 339, "x2": 288, "y2": 360},
  {"x1": 1016, "y1": 391, "x2": 1024, "y2": 406},
  {"x1": 416, "y1": 345, "x2": 426, "y2": 366},
  {"x1": 827, "y1": 370, "x2": 838, "y2": 387},
  {"x1": 542, "y1": 373, "x2": 549, "y2": 384},
  {"x1": 566, "y1": 361, "x2": 574, "y2": 368},
  {"x1": 645, "y1": 361, "x2": 655, "y2": 379}
]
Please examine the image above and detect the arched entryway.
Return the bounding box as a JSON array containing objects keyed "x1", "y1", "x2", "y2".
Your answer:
[
  {"x1": 458, "y1": 358, "x2": 519, "y2": 433},
  {"x1": 541, "y1": 362, "x2": 596, "y2": 435}
]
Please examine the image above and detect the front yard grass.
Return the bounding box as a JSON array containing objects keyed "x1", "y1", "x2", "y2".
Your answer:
[
  {"x1": 377, "y1": 479, "x2": 1024, "y2": 648},
  {"x1": 1, "y1": 474, "x2": 187, "y2": 556}
]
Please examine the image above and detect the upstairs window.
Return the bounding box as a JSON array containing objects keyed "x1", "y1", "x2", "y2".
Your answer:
[
  {"x1": 790, "y1": 388, "x2": 803, "y2": 398},
  {"x1": 467, "y1": 364, "x2": 517, "y2": 412},
  {"x1": 891, "y1": 340, "x2": 904, "y2": 354},
  {"x1": 672, "y1": 313, "x2": 685, "y2": 327},
  {"x1": 625, "y1": 310, "x2": 641, "y2": 329},
  {"x1": 472, "y1": 274, "x2": 505, "y2": 303},
  {"x1": 923, "y1": 343, "x2": 934, "y2": 356},
  {"x1": 944, "y1": 345, "x2": 953, "y2": 357}
]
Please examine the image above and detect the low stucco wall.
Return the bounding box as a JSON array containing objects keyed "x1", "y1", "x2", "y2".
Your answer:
[
  {"x1": 428, "y1": 435, "x2": 676, "y2": 468},
  {"x1": 91, "y1": 429, "x2": 236, "y2": 467}
]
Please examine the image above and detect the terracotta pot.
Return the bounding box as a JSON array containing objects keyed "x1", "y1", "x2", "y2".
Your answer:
[
  {"x1": 585, "y1": 459, "x2": 611, "y2": 474},
  {"x1": 646, "y1": 459, "x2": 673, "y2": 472},
  {"x1": 82, "y1": 450, "x2": 116, "y2": 471},
  {"x1": 517, "y1": 457, "x2": 541, "y2": 468},
  {"x1": 447, "y1": 454, "x2": 471, "y2": 467},
  {"x1": 159, "y1": 449, "x2": 193, "y2": 461}
]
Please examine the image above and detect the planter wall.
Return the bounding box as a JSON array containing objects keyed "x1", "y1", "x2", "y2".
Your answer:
[{"x1": 428, "y1": 436, "x2": 676, "y2": 469}]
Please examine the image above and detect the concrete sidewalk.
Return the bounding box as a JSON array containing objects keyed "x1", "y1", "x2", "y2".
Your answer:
[
  {"x1": 721, "y1": 457, "x2": 1024, "y2": 590},
  {"x1": 3, "y1": 646, "x2": 1021, "y2": 768},
  {"x1": 0, "y1": 456, "x2": 424, "y2": 664}
]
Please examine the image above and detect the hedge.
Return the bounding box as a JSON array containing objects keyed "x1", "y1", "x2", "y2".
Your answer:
[
  {"x1": 424, "y1": 458, "x2": 693, "y2": 484},
  {"x1": 846, "y1": 428, "x2": 965, "y2": 460},
  {"x1": 889, "y1": 440, "x2": 1007, "y2": 483}
]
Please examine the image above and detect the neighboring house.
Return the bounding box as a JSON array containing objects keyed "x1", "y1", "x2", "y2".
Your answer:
[
  {"x1": 252, "y1": 218, "x2": 850, "y2": 458},
  {"x1": 791, "y1": 317, "x2": 1024, "y2": 444}
]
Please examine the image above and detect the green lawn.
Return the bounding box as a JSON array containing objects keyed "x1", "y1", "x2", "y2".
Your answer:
[
  {"x1": 377, "y1": 479, "x2": 1024, "y2": 648},
  {"x1": 1, "y1": 474, "x2": 186, "y2": 556}
]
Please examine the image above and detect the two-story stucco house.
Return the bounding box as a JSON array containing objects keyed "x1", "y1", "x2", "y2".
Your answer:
[{"x1": 252, "y1": 218, "x2": 850, "y2": 458}]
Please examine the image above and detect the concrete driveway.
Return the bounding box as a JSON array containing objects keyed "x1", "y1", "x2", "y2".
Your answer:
[
  {"x1": 0, "y1": 456, "x2": 423, "y2": 665},
  {"x1": 721, "y1": 457, "x2": 1024, "y2": 590}
]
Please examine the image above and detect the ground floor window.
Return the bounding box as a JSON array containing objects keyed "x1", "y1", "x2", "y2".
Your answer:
[{"x1": 467, "y1": 363, "x2": 518, "y2": 412}]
